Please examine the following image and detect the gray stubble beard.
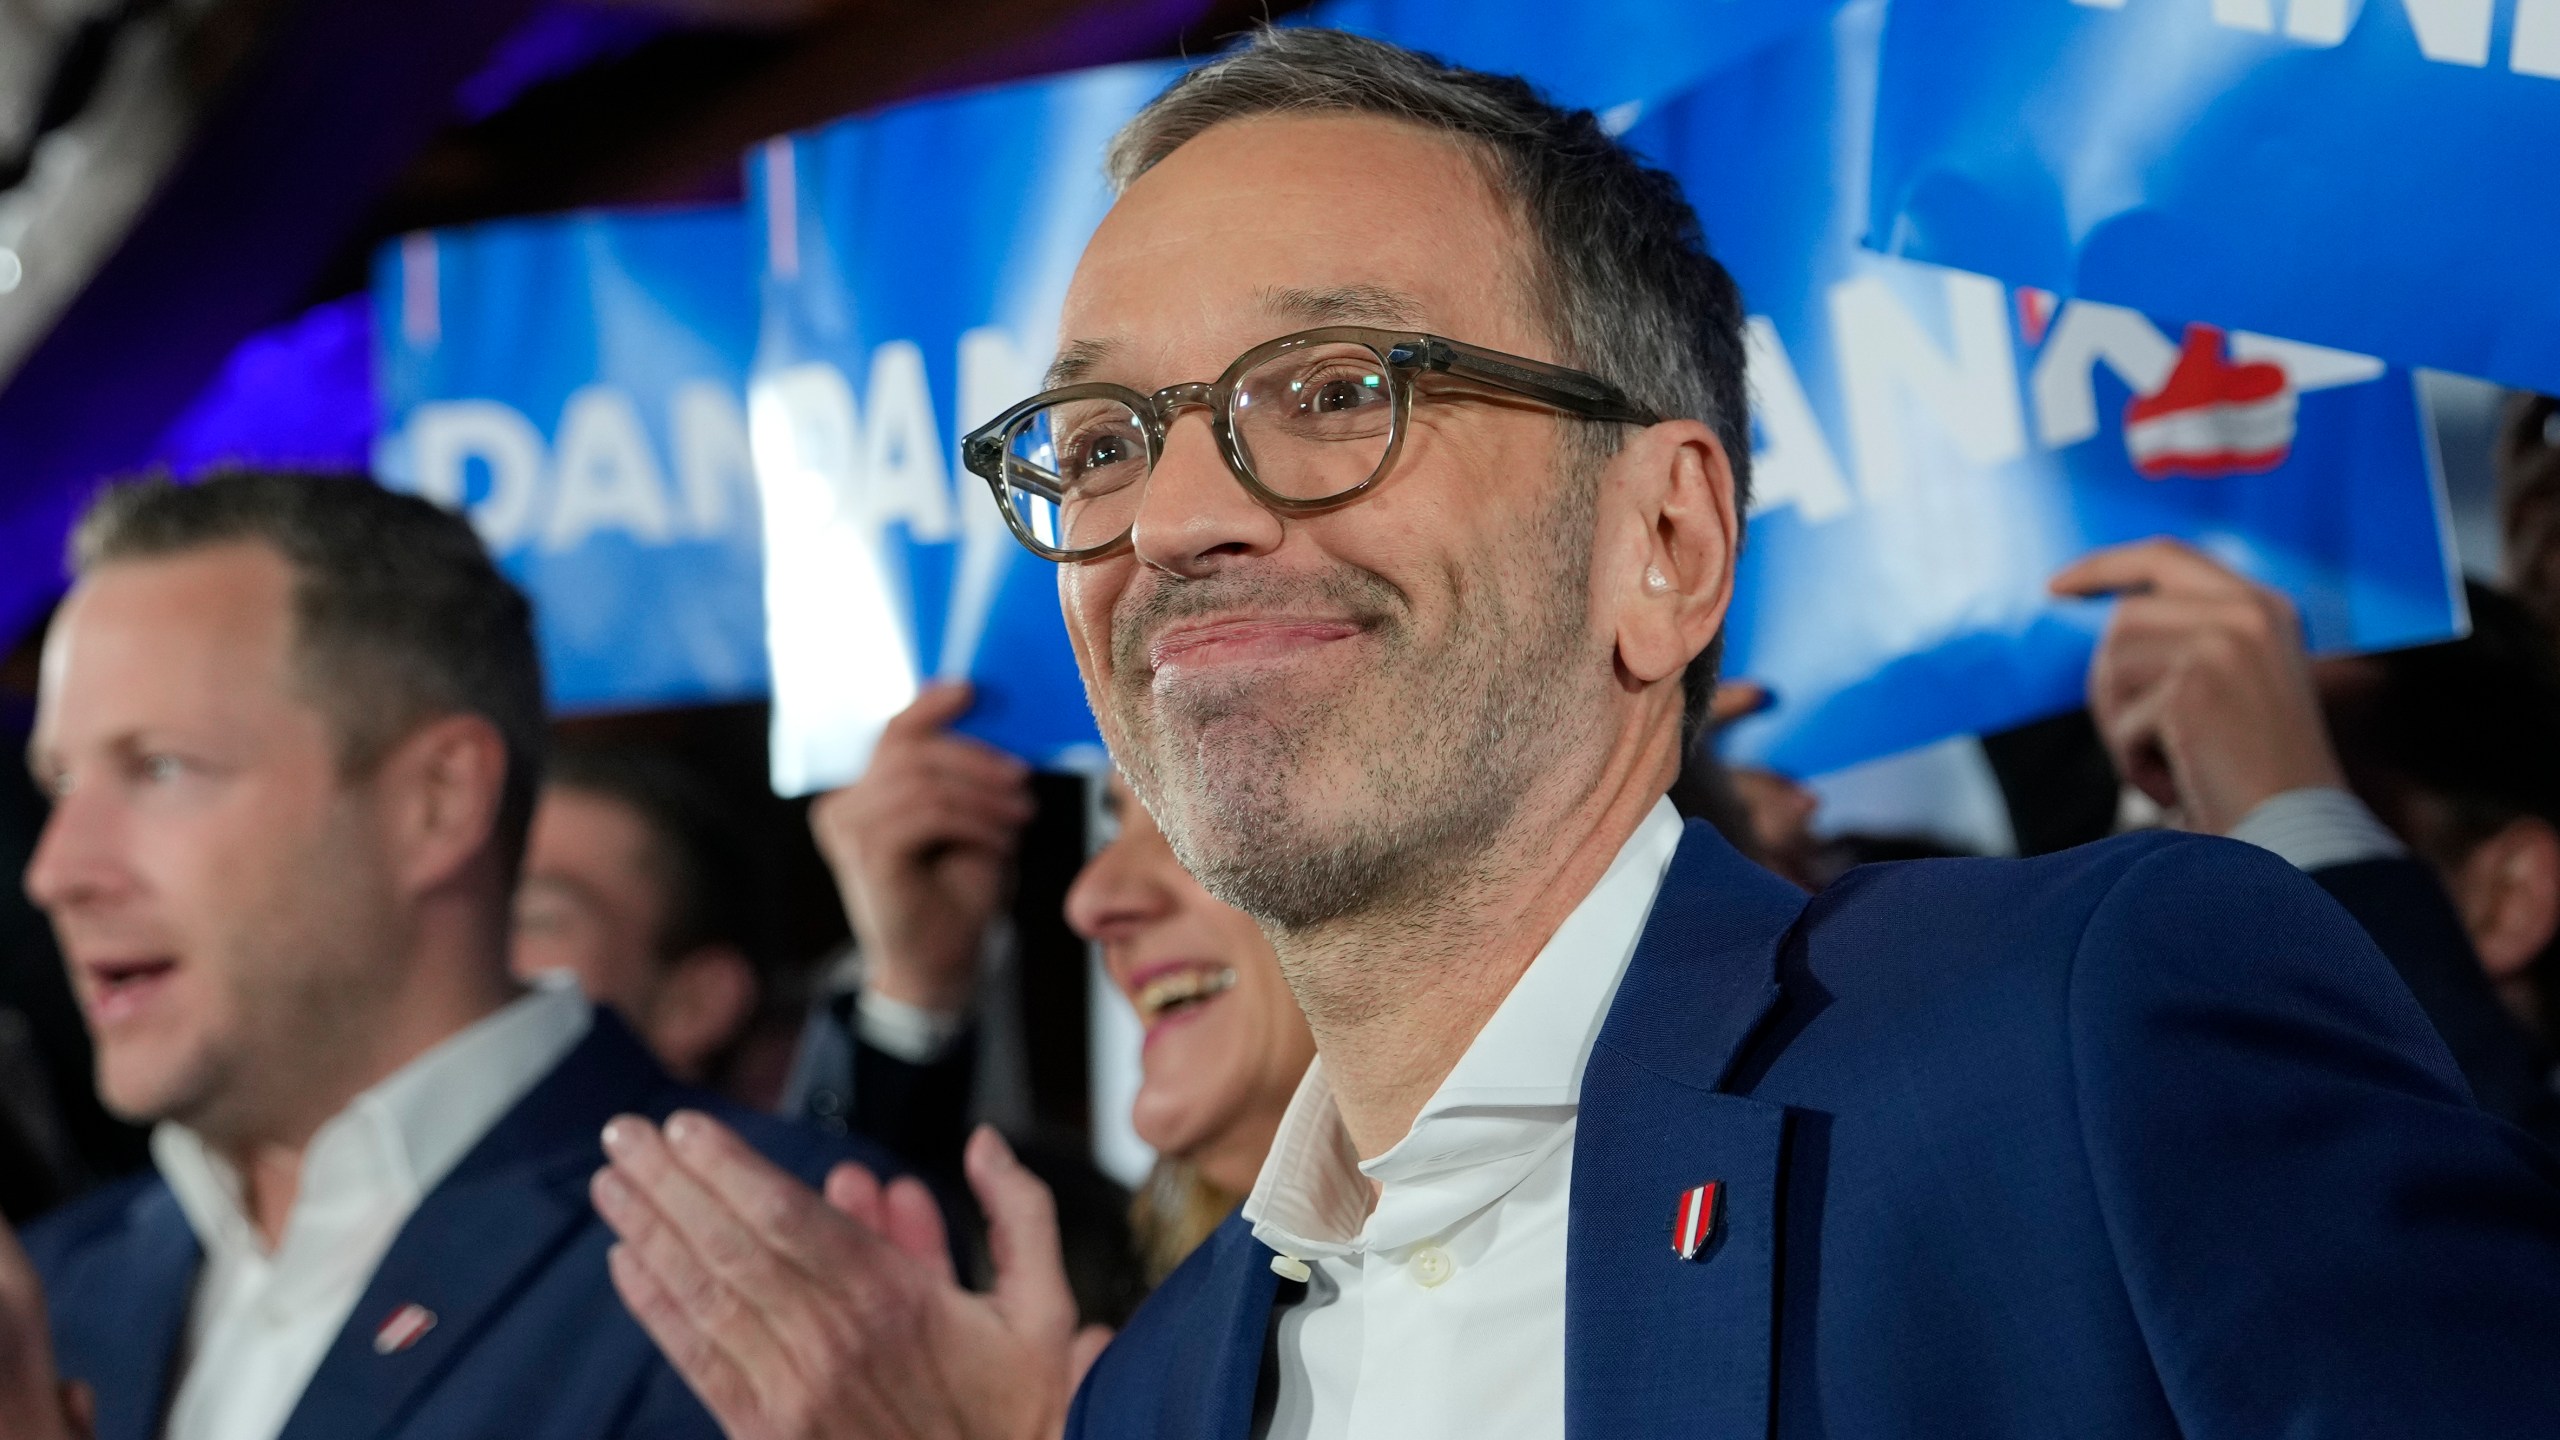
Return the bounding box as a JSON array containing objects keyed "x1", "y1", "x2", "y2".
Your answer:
[{"x1": 1108, "y1": 469, "x2": 1604, "y2": 956}]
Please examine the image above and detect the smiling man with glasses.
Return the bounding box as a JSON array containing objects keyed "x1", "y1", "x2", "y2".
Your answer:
[{"x1": 593, "y1": 27, "x2": 2560, "y2": 1440}]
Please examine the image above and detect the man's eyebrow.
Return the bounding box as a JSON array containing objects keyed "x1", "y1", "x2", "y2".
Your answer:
[
  {"x1": 1046, "y1": 338, "x2": 1118, "y2": 389},
  {"x1": 1259, "y1": 284, "x2": 1424, "y2": 328},
  {"x1": 1044, "y1": 285, "x2": 1422, "y2": 389}
]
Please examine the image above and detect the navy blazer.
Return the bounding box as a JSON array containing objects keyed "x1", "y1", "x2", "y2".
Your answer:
[
  {"x1": 26, "y1": 1011, "x2": 890, "y2": 1440},
  {"x1": 1072, "y1": 824, "x2": 2560, "y2": 1438},
  {"x1": 2311, "y1": 856, "x2": 2560, "y2": 1146}
]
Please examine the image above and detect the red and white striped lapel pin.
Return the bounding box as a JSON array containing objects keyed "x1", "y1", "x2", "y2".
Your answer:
[
  {"x1": 1670, "y1": 1180, "x2": 1723, "y2": 1262},
  {"x1": 373, "y1": 1302, "x2": 437, "y2": 1355}
]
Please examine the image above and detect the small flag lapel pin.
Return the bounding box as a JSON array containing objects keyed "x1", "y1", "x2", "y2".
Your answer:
[
  {"x1": 1670, "y1": 1181, "x2": 1723, "y2": 1262},
  {"x1": 373, "y1": 1303, "x2": 437, "y2": 1356}
]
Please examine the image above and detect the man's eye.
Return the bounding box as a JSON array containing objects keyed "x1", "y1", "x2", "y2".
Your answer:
[
  {"x1": 1308, "y1": 376, "x2": 1381, "y2": 413},
  {"x1": 140, "y1": 754, "x2": 183, "y2": 784}
]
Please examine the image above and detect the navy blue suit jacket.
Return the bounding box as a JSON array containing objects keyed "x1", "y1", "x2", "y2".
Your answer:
[
  {"x1": 1072, "y1": 824, "x2": 2560, "y2": 1438},
  {"x1": 26, "y1": 1012, "x2": 891, "y2": 1440}
]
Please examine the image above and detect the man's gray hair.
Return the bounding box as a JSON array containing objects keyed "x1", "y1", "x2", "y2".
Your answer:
[
  {"x1": 1105, "y1": 26, "x2": 1751, "y2": 744},
  {"x1": 72, "y1": 470, "x2": 548, "y2": 880}
]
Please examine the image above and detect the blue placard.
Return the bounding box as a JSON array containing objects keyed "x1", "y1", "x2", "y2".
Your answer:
[
  {"x1": 1305, "y1": 0, "x2": 1842, "y2": 115},
  {"x1": 1627, "y1": 0, "x2": 2462, "y2": 775},
  {"x1": 749, "y1": 61, "x2": 1183, "y2": 792},
  {"x1": 372, "y1": 207, "x2": 768, "y2": 714},
  {"x1": 1863, "y1": 0, "x2": 2560, "y2": 396}
]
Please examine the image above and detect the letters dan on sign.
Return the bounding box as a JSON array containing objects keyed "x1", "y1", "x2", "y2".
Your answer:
[{"x1": 373, "y1": 207, "x2": 770, "y2": 713}]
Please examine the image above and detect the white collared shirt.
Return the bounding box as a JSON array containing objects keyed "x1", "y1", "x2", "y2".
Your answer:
[
  {"x1": 2226, "y1": 786, "x2": 2407, "y2": 872},
  {"x1": 153, "y1": 976, "x2": 592, "y2": 1440},
  {"x1": 1246, "y1": 800, "x2": 1686, "y2": 1440}
]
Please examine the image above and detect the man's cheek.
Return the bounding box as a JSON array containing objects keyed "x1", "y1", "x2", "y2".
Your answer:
[{"x1": 1059, "y1": 568, "x2": 1114, "y2": 653}]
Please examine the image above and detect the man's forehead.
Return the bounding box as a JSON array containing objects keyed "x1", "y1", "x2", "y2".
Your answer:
[
  {"x1": 1045, "y1": 283, "x2": 1428, "y2": 388},
  {"x1": 1053, "y1": 111, "x2": 1534, "y2": 386},
  {"x1": 33, "y1": 548, "x2": 298, "y2": 738}
]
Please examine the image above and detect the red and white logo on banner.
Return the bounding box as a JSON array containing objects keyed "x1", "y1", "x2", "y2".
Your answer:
[
  {"x1": 2123, "y1": 323, "x2": 2298, "y2": 480},
  {"x1": 1670, "y1": 1180, "x2": 1723, "y2": 1262}
]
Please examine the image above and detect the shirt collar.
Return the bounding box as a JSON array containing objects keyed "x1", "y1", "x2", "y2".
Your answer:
[
  {"x1": 1246, "y1": 799, "x2": 1686, "y2": 1259},
  {"x1": 154, "y1": 976, "x2": 593, "y2": 1260}
]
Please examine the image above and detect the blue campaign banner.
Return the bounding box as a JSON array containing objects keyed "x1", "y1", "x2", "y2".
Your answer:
[
  {"x1": 750, "y1": 60, "x2": 1182, "y2": 793},
  {"x1": 1306, "y1": 0, "x2": 1842, "y2": 115},
  {"x1": 372, "y1": 207, "x2": 767, "y2": 714},
  {"x1": 1863, "y1": 0, "x2": 2560, "y2": 397},
  {"x1": 1627, "y1": 0, "x2": 2462, "y2": 776}
]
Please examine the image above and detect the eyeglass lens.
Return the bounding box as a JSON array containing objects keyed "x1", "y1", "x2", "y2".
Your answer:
[{"x1": 998, "y1": 340, "x2": 1396, "y2": 554}]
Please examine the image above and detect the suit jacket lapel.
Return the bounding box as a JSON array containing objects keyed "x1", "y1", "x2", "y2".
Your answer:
[
  {"x1": 1157, "y1": 1219, "x2": 1285, "y2": 1440},
  {"x1": 79, "y1": 1184, "x2": 200, "y2": 1440},
  {"x1": 1567, "y1": 821, "x2": 1810, "y2": 1440},
  {"x1": 275, "y1": 1016, "x2": 668, "y2": 1440}
]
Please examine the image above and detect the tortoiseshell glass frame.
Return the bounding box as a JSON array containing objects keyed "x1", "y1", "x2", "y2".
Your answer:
[{"x1": 960, "y1": 325, "x2": 1662, "y2": 562}]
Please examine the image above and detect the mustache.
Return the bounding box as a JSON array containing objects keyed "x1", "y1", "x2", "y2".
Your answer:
[{"x1": 1111, "y1": 566, "x2": 1405, "y2": 674}]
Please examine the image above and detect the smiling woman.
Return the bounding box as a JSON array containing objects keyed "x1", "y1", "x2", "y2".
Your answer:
[{"x1": 1067, "y1": 773, "x2": 1313, "y2": 1280}]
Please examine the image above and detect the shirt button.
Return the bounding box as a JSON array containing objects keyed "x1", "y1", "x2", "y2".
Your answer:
[{"x1": 1410, "y1": 1245, "x2": 1456, "y2": 1289}]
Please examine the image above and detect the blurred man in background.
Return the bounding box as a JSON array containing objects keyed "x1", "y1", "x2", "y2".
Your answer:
[
  {"x1": 514, "y1": 746, "x2": 765, "y2": 1088},
  {"x1": 0, "y1": 472, "x2": 888, "y2": 1440}
]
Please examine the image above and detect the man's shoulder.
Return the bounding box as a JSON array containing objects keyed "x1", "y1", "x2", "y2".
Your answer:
[
  {"x1": 467, "y1": 1012, "x2": 900, "y2": 1189},
  {"x1": 22, "y1": 1170, "x2": 180, "y2": 1276},
  {"x1": 1790, "y1": 827, "x2": 2318, "y2": 986},
  {"x1": 1711, "y1": 827, "x2": 2397, "y2": 1097},
  {"x1": 1808, "y1": 826, "x2": 2261, "y2": 920},
  {"x1": 1718, "y1": 824, "x2": 2459, "y2": 1117}
]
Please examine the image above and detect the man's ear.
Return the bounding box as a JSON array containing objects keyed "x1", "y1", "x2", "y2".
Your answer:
[
  {"x1": 375, "y1": 712, "x2": 511, "y2": 897},
  {"x1": 1606, "y1": 419, "x2": 1740, "y2": 694},
  {"x1": 2451, "y1": 817, "x2": 2560, "y2": 985},
  {"x1": 643, "y1": 946, "x2": 758, "y2": 1083}
]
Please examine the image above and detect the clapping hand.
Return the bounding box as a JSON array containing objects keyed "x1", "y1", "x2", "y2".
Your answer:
[{"x1": 595, "y1": 1115, "x2": 1105, "y2": 1440}]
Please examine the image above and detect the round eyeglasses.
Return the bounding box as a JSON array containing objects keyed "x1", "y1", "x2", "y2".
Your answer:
[{"x1": 960, "y1": 325, "x2": 1660, "y2": 562}]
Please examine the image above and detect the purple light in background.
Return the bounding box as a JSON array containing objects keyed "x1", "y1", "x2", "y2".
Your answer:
[
  {"x1": 453, "y1": 4, "x2": 676, "y2": 124},
  {"x1": 150, "y1": 292, "x2": 378, "y2": 477},
  {"x1": 0, "y1": 294, "x2": 380, "y2": 655},
  {"x1": 909, "y1": 0, "x2": 1221, "y2": 97}
]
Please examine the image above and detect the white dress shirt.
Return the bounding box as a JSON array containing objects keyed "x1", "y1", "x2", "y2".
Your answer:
[
  {"x1": 1246, "y1": 799, "x2": 1686, "y2": 1440},
  {"x1": 153, "y1": 976, "x2": 592, "y2": 1440},
  {"x1": 2226, "y1": 786, "x2": 2408, "y2": 873}
]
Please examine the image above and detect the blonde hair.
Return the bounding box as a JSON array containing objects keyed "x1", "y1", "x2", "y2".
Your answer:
[{"x1": 1131, "y1": 1158, "x2": 1244, "y2": 1284}]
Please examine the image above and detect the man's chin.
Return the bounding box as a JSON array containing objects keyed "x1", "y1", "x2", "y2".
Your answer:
[{"x1": 95, "y1": 1052, "x2": 216, "y2": 1129}]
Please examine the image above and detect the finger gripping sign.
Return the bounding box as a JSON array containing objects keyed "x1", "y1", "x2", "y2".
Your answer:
[
  {"x1": 1626, "y1": 0, "x2": 2462, "y2": 776},
  {"x1": 751, "y1": 62, "x2": 1183, "y2": 793},
  {"x1": 1863, "y1": 0, "x2": 2560, "y2": 398}
]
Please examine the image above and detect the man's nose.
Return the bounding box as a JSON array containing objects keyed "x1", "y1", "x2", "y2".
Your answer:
[
  {"x1": 1127, "y1": 411, "x2": 1286, "y2": 575},
  {"x1": 24, "y1": 783, "x2": 129, "y2": 916}
]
